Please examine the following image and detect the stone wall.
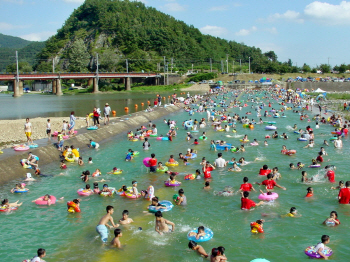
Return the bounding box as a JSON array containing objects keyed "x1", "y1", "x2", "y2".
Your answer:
[{"x1": 290, "y1": 82, "x2": 350, "y2": 92}]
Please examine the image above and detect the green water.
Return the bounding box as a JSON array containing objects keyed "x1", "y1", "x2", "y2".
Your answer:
[{"x1": 1, "y1": 92, "x2": 349, "y2": 262}]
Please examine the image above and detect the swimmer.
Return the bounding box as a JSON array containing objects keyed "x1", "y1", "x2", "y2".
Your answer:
[
  {"x1": 119, "y1": 210, "x2": 134, "y2": 225},
  {"x1": 168, "y1": 155, "x2": 175, "y2": 163},
  {"x1": 157, "y1": 162, "x2": 166, "y2": 171},
  {"x1": 81, "y1": 170, "x2": 90, "y2": 182},
  {"x1": 297, "y1": 162, "x2": 305, "y2": 169},
  {"x1": 32, "y1": 194, "x2": 53, "y2": 206},
  {"x1": 1, "y1": 199, "x2": 22, "y2": 209},
  {"x1": 240, "y1": 191, "x2": 264, "y2": 210},
  {"x1": 313, "y1": 235, "x2": 330, "y2": 260},
  {"x1": 60, "y1": 160, "x2": 67, "y2": 169},
  {"x1": 88, "y1": 157, "x2": 93, "y2": 164},
  {"x1": 305, "y1": 187, "x2": 313, "y2": 197},
  {"x1": 239, "y1": 177, "x2": 256, "y2": 192},
  {"x1": 323, "y1": 211, "x2": 340, "y2": 226},
  {"x1": 78, "y1": 157, "x2": 84, "y2": 166},
  {"x1": 331, "y1": 180, "x2": 344, "y2": 190},
  {"x1": 228, "y1": 162, "x2": 241, "y2": 172},
  {"x1": 154, "y1": 211, "x2": 175, "y2": 235},
  {"x1": 148, "y1": 197, "x2": 167, "y2": 211},
  {"x1": 131, "y1": 181, "x2": 139, "y2": 197},
  {"x1": 188, "y1": 240, "x2": 208, "y2": 258},
  {"x1": 188, "y1": 226, "x2": 206, "y2": 240},
  {"x1": 125, "y1": 149, "x2": 134, "y2": 161},
  {"x1": 111, "y1": 228, "x2": 122, "y2": 248},
  {"x1": 92, "y1": 168, "x2": 101, "y2": 177},
  {"x1": 24, "y1": 172, "x2": 35, "y2": 181},
  {"x1": 283, "y1": 207, "x2": 302, "y2": 217},
  {"x1": 174, "y1": 188, "x2": 187, "y2": 206},
  {"x1": 96, "y1": 205, "x2": 119, "y2": 243},
  {"x1": 211, "y1": 248, "x2": 227, "y2": 262},
  {"x1": 301, "y1": 171, "x2": 312, "y2": 183},
  {"x1": 264, "y1": 140, "x2": 268, "y2": 146},
  {"x1": 203, "y1": 181, "x2": 210, "y2": 189},
  {"x1": 107, "y1": 167, "x2": 122, "y2": 174},
  {"x1": 323, "y1": 140, "x2": 329, "y2": 146}
]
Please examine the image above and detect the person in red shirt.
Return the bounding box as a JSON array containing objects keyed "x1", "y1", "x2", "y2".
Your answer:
[
  {"x1": 92, "y1": 107, "x2": 100, "y2": 128},
  {"x1": 202, "y1": 161, "x2": 215, "y2": 180},
  {"x1": 240, "y1": 191, "x2": 264, "y2": 210},
  {"x1": 316, "y1": 152, "x2": 324, "y2": 163},
  {"x1": 239, "y1": 177, "x2": 256, "y2": 192},
  {"x1": 325, "y1": 169, "x2": 335, "y2": 183},
  {"x1": 148, "y1": 153, "x2": 157, "y2": 173},
  {"x1": 338, "y1": 181, "x2": 350, "y2": 204},
  {"x1": 256, "y1": 174, "x2": 286, "y2": 190},
  {"x1": 153, "y1": 99, "x2": 158, "y2": 107},
  {"x1": 305, "y1": 187, "x2": 313, "y2": 197}
]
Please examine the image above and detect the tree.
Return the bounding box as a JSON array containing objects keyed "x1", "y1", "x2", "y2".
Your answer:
[
  {"x1": 339, "y1": 64, "x2": 347, "y2": 74},
  {"x1": 319, "y1": 64, "x2": 331, "y2": 74},
  {"x1": 287, "y1": 59, "x2": 293, "y2": 67},
  {"x1": 6, "y1": 62, "x2": 32, "y2": 73},
  {"x1": 264, "y1": 51, "x2": 278, "y2": 62},
  {"x1": 68, "y1": 39, "x2": 90, "y2": 72},
  {"x1": 98, "y1": 50, "x2": 121, "y2": 72},
  {"x1": 302, "y1": 63, "x2": 311, "y2": 73}
]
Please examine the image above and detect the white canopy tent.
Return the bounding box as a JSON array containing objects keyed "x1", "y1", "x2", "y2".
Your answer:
[{"x1": 314, "y1": 88, "x2": 326, "y2": 93}]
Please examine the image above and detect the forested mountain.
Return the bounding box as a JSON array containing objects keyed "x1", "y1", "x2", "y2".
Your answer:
[
  {"x1": 0, "y1": 34, "x2": 45, "y2": 72},
  {"x1": 0, "y1": 33, "x2": 31, "y2": 49},
  {"x1": 35, "y1": 0, "x2": 285, "y2": 73}
]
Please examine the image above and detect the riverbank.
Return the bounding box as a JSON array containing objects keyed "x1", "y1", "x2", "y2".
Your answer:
[{"x1": 0, "y1": 103, "x2": 184, "y2": 185}]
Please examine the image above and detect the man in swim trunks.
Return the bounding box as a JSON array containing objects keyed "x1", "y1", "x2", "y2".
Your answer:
[
  {"x1": 24, "y1": 118, "x2": 33, "y2": 144},
  {"x1": 154, "y1": 211, "x2": 175, "y2": 235},
  {"x1": 96, "y1": 205, "x2": 119, "y2": 243}
]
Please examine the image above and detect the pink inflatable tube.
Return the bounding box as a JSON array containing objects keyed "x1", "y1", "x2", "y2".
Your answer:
[
  {"x1": 164, "y1": 181, "x2": 181, "y2": 187},
  {"x1": 35, "y1": 195, "x2": 57, "y2": 205},
  {"x1": 77, "y1": 189, "x2": 94, "y2": 196},
  {"x1": 258, "y1": 192, "x2": 278, "y2": 201},
  {"x1": 143, "y1": 157, "x2": 151, "y2": 167}
]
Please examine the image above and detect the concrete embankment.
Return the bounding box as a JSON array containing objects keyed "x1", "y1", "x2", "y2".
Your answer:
[{"x1": 0, "y1": 104, "x2": 182, "y2": 185}]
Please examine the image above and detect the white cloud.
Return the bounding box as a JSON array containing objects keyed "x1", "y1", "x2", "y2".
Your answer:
[
  {"x1": 200, "y1": 25, "x2": 228, "y2": 37},
  {"x1": 265, "y1": 27, "x2": 278, "y2": 34},
  {"x1": 0, "y1": 22, "x2": 27, "y2": 30},
  {"x1": 304, "y1": 1, "x2": 350, "y2": 25},
  {"x1": 163, "y1": 2, "x2": 186, "y2": 12},
  {"x1": 20, "y1": 31, "x2": 55, "y2": 41},
  {"x1": 62, "y1": 0, "x2": 84, "y2": 3},
  {"x1": 235, "y1": 26, "x2": 257, "y2": 36},
  {"x1": 209, "y1": 5, "x2": 228, "y2": 11},
  {"x1": 268, "y1": 10, "x2": 304, "y2": 23}
]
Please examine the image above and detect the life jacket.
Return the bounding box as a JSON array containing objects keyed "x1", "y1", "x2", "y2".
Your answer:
[
  {"x1": 67, "y1": 201, "x2": 81, "y2": 213},
  {"x1": 250, "y1": 222, "x2": 264, "y2": 233}
]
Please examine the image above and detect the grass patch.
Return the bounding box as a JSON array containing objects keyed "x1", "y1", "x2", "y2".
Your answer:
[{"x1": 326, "y1": 93, "x2": 350, "y2": 100}]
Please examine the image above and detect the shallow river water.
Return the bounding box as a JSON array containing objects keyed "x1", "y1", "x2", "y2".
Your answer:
[{"x1": 1, "y1": 91, "x2": 350, "y2": 262}]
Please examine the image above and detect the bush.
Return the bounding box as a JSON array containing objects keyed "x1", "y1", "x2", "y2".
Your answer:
[{"x1": 188, "y1": 73, "x2": 217, "y2": 82}]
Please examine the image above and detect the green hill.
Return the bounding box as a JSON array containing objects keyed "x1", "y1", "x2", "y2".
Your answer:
[
  {"x1": 0, "y1": 33, "x2": 32, "y2": 49},
  {"x1": 36, "y1": 0, "x2": 284, "y2": 73}
]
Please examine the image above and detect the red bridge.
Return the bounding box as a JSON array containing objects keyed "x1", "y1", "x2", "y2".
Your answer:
[{"x1": 0, "y1": 72, "x2": 160, "y2": 96}]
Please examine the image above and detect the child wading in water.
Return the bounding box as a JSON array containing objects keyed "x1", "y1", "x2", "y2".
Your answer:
[
  {"x1": 154, "y1": 211, "x2": 175, "y2": 235},
  {"x1": 111, "y1": 228, "x2": 122, "y2": 248},
  {"x1": 96, "y1": 205, "x2": 119, "y2": 243}
]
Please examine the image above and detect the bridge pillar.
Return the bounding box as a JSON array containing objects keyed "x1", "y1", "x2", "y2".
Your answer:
[
  {"x1": 93, "y1": 78, "x2": 99, "y2": 93},
  {"x1": 56, "y1": 79, "x2": 63, "y2": 96},
  {"x1": 19, "y1": 80, "x2": 24, "y2": 95},
  {"x1": 88, "y1": 78, "x2": 93, "y2": 87},
  {"x1": 125, "y1": 77, "x2": 131, "y2": 91},
  {"x1": 13, "y1": 80, "x2": 20, "y2": 97},
  {"x1": 52, "y1": 80, "x2": 56, "y2": 94}
]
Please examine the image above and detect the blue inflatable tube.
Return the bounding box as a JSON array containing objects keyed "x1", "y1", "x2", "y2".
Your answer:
[
  {"x1": 87, "y1": 126, "x2": 98, "y2": 130},
  {"x1": 185, "y1": 153, "x2": 197, "y2": 159},
  {"x1": 187, "y1": 228, "x2": 214, "y2": 242},
  {"x1": 14, "y1": 189, "x2": 29, "y2": 193},
  {"x1": 184, "y1": 121, "x2": 193, "y2": 128},
  {"x1": 216, "y1": 143, "x2": 232, "y2": 150},
  {"x1": 162, "y1": 137, "x2": 169, "y2": 141},
  {"x1": 148, "y1": 200, "x2": 174, "y2": 213}
]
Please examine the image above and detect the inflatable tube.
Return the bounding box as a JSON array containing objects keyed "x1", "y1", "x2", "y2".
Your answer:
[
  {"x1": 13, "y1": 189, "x2": 29, "y2": 193},
  {"x1": 298, "y1": 138, "x2": 308, "y2": 141},
  {"x1": 148, "y1": 200, "x2": 174, "y2": 213},
  {"x1": 294, "y1": 131, "x2": 300, "y2": 134},
  {"x1": 187, "y1": 228, "x2": 214, "y2": 243},
  {"x1": 29, "y1": 144, "x2": 38, "y2": 148},
  {"x1": 133, "y1": 151, "x2": 140, "y2": 156},
  {"x1": 305, "y1": 246, "x2": 332, "y2": 259},
  {"x1": 217, "y1": 129, "x2": 225, "y2": 132},
  {"x1": 250, "y1": 142, "x2": 259, "y2": 146},
  {"x1": 185, "y1": 174, "x2": 196, "y2": 180},
  {"x1": 286, "y1": 150, "x2": 296, "y2": 155},
  {"x1": 329, "y1": 137, "x2": 337, "y2": 141},
  {"x1": 239, "y1": 139, "x2": 249, "y2": 143},
  {"x1": 243, "y1": 124, "x2": 250, "y2": 128},
  {"x1": 265, "y1": 126, "x2": 277, "y2": 130},
  {"x1": 65, "y1": 155, "x2": 75, "y2": 162},
  {"x1": 191, "y1": 130, "x2": 199, "y2": 133},
  {"x1": 199, "y1": 136, "x2": 207, "y2": 140},
  {"x1": 282, "y1": 116, "x2": 286, "y2": 118},
  {"x1": 113, "y1": 170, "x2": 123, "y2": 175},
  {"x1": 264, "y1": 121, "x2": 276, "y2": 124},
  {"x1": 250, "y1": 222, "x2": 264, "y2": 233},
  {"x1": 20, "y1": 159, "x2": 32, "y2": 169},
  {"x1": 35, "y1": 195, "x2": 57, "y2": 205},
  {"x1": 14, "y1": 145, "x2": 29, "y2": 151},
  {"x1": 265, "y1": 135, "x2": 270, "y2": 139},
  {"x1": 250, "y1": 259, "x2": 271, "y2": 262},
  {"x1": 125, "y1": 193, "x2": 141, "y2": 199},
  {"x1": 157, "y1": 166, "x2": 169, "y2": 173},
  {"x1": 258, "y1": 192, "x2": 278, "y2": 201},
  {"x1": 117, "y1": 187, "x2": 132, "y2": 196},
  {"x1": 184, "y1": 153, "x2": 197, "y2": 159},
  {"x1": 149, "y1": 134, "x2": 158, "y2": 137},
  {"x1": 309, "y1": 164, "x2": 321, "y2": 168},
  {"x1": 165, "y1": 162, "x2": 179, "y2": 167},
  {"x1": 162, "y1": 137, "x2": 169, "y2": 141},
  {"x1": 100, "y1": 187, "x2": 116, "y2": 197},
  {"x1": 0, "y1": 206, "x2": 18, "y2": 212},
  {"x1": 164, "y1": 181, "x2": 181, "y2": 187},
  {"x1": 216, "y1": 143, "x2": 232, "y2": 150},
  {"x1": 184, "y1": 121, "x2": 193, "y2": 128},
  {"x1": 143, "y1": 157, "x2": 151, "y2": 167},
  {"x1": 156, "y1": 137, "x2": 162, "y2": 140},
  {"x1": 87, "y1": 126, "x2": 98, "y2": 130},
  {"x1": 273, "y1": 115, "x2": 280, "y2": 118},
  {"x1": 130, "y1": 138, "x2": 138, "y2": 142},
  {"x1": 259, "y1": 169, "x2": 272, "y2": 176},
  {"x1": 77, "y1": 188, "x2": 94, "y2": 196}
]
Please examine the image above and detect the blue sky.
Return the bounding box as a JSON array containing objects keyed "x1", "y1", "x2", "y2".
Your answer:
[{"x1": 0, "y1": 0, "x2": 349, "y2": 67}]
